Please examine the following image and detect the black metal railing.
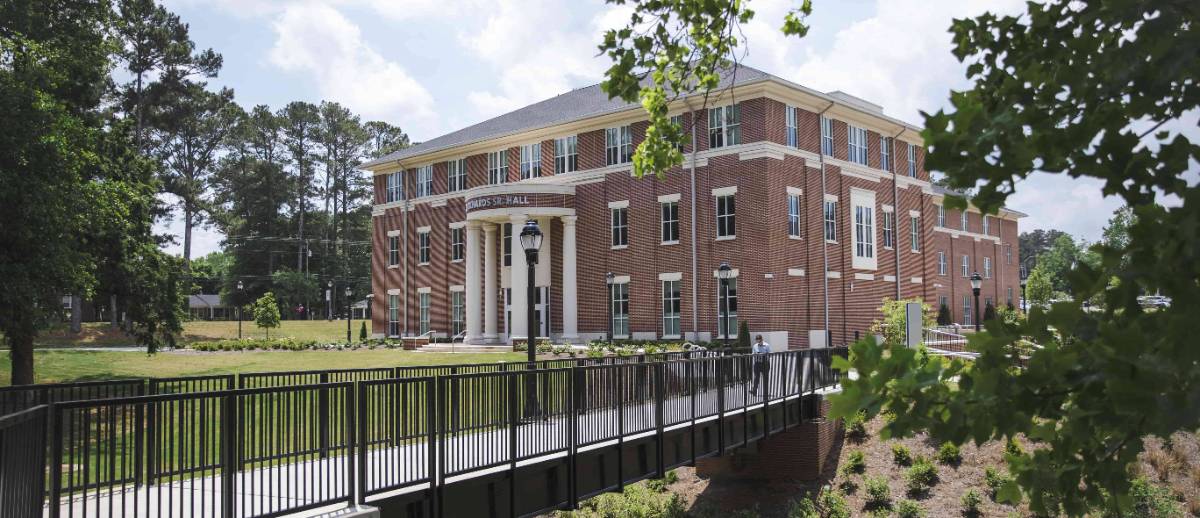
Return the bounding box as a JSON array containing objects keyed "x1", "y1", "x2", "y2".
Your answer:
[{"x1": 1, "y1": 405, "x2": 48, "y2": 518}]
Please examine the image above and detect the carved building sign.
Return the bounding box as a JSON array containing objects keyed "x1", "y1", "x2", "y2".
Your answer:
[{"x1": 465, "y1": 194, "x2": 531, "y2": 212}]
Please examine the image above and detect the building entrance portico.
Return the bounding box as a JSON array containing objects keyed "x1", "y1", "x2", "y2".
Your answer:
[{"x1": 462, "y1": 184, "x2": 576, "y2": 345}]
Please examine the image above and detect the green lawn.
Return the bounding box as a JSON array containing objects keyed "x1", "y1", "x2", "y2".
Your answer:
[
  {"x1": 0, "y1": 349, "x2": 524, "y2": 386},
  {"x1": 13, "y1": 319, "x2": 372, "y2": 348}
]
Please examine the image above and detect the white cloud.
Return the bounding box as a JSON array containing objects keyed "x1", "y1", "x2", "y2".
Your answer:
[{"x1": 268, "y1": 2, "x2": 435, "y2": 127}]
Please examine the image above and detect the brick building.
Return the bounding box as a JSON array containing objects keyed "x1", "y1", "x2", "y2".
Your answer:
[{"x1": 361, "y1": 65, "x2": 1024, "y2": 348}]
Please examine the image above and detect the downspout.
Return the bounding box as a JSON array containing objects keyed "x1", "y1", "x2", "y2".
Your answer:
[
  {"x1": 891, "y1": 127, "x2": 906, "y2": 301},
  {"x1": 686, "y1": 101, "x2": 700, "y2": 341},
  {"x1": 400, "y1": 162, "x2": 410, "y2": 337},
  {"x1": 817, "y1": 101, "x2": 835, "y2": 345}
]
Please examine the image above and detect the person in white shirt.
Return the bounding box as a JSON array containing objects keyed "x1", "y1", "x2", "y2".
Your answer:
[{"x1": 751, "y1": 335, "x2": 770, "y2": 396}]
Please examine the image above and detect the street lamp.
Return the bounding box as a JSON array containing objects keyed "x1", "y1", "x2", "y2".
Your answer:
[
  {"x1": 345, "y1": 285, "x2": 353, "y2": 343},
  {"x1": 970, "y1": 272, "x2": 983, "y2": 332},
  {"x1": 1019, "y1": 266, "x2": 1028, "y2": 313},
  {"x1": 717, "y1": 262, "x2": 733, "y2": 348},
  {"x1": 605, "y1": 272, "x2": 615, "y2": 345},
  {"x1": 519, "y1": 219, "x2": 543, "y2": 419},
  {"x1": 327, "y1": 280, "x2": 333, "y2": 321},
  {"x1": 236, "y1": 280, "x2": 244, "y2": 339}
]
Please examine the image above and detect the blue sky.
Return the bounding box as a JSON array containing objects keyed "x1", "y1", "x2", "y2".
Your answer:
[{"x1": 159, "y1": 0, "x2": 1192, "y2": 257}]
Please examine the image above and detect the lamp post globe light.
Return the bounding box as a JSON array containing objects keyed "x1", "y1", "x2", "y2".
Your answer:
[
  {"x1": 717, "y1": 262, "x2": 733, "y2": 348},
  {"x1": 236, "y1": 280, "x2": 244, "y2": 339},
  {"x1": 970, "y1": 272, "x2": 983, "y2": 332},
  {"x1": 605, "y1": 272, "x2": 615, "y2": 345},
  {"x1": 519, "y1": 219, "x2": 542, "y2": 419},
  {"x1": 345, "y1": 285, "x2": 353, "y2": 344},
  {"x1": 1019, "y1": 266, "x2": 1028, "y2": 313}
]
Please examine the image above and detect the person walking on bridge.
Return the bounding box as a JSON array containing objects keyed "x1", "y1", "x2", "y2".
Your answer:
[{"x1": 750, "y1": 335, "x2": 771, "y2": 396}]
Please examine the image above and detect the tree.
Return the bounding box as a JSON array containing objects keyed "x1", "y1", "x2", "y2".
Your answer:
[
  {"x1": 1024, "y1": 265, "x2": 1053, "y2": 307},
  {"x1": 936, "y1": 304, "x2": 952, "y2": 326},
  {"x1": 736, "y1": 320, "x2": 750, "y2": 349},
  {"x1": 982, "y1": 302, "x2": 996, "y2": 322},
  {"x1": 869, "y1": 298, "x2": 934, "y2": 347},
  {"x1": 270, "y1": 269, "x2": 318, "y2": 319},
  {"x1": 363, "y1": 120, "x2": 410, "y2": 159},
  {"x1": 280, "y1": 101, "x2": 321, "y2": 271},
  {"x1": 1038, "y1": 234, "x2": 1079, "y2": 295},
  {"x1": 359, "y1": 321, "x2": 367, "y2": 343},
  {"x1": 252, "y1": 292, "x2": 280, "y2": 339},
  {"x1": 1017, "y1": 228, "x2": 1068, "y2": 273}
]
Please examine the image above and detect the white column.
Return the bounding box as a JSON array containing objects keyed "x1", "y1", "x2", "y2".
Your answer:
[
  {"x1": 560, "y1": 215, "x2": 579, "y2": 343},
  {"x1": 465, "y1": 221, "x2": 483, "y2": 344},
  {"x1": 483, "y1": 223, "x2": 499, "y2": 342},
  {"x1": 508, "y1": 214, "x2": 528, "y2": 342}
]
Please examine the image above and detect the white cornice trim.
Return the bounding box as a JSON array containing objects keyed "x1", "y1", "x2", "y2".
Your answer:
[{"x1": 934, "y1": 226, "x2": 1001, "y2": 243}]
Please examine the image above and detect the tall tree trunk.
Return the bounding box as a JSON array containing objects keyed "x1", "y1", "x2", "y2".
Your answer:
[
  {"x1": 8, "y1": 330, "x2": 34, "y2": 385},
  {"x1": 183, "y1": 207, "x2": 193, "y2": 267},
  {"x1": 110, "y1": 293, "x2": 118, "y2": 329},
  {"x1": 70, "y1": 295, "x2": 82, "y2": 333}
]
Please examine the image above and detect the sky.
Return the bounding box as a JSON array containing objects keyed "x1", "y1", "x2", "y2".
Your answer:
[{"x1": 157, "y1": 0, "x2": 1193, "y2": 258}]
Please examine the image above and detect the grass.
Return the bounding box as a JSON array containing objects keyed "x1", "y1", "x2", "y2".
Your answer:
[
  {"x1": 0, "y1": 349, "x2": 524, "y2": 386},
  {"x1": 6, "y1": 320, "x2": 372, "y2": 349}
]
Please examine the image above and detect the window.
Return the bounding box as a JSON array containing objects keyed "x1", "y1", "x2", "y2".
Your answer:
[
  {"x1": 385, "y1": 171, "x2": 403, "y2": 202},
  {"x1": 984, "y1": 257, "x2": 992, "y2": 278},
  {"x1": 661, "y1": 201, "x2": 679, "y2": 243},
  {"x1": 1007, "y1": 287, "x2": 1014, "y2": 307},
  {"x1": 962, "y1": 295, "x2": 972, "y2": 326},
  {"x1": 419, "y1": 292, "x2": 430, "y2": 335},
  {"x1": 520, "y1": 143, "x2": 541, "y2": 179},
  {"x1": 450, "y1": 227, "x2": 464, "y2": 262},
  {"x1": 611, "y1": 207, "x2": 628, "y2": 247},
  {"x1": 610, "y1": 281, "x2": 629, "y2": 338},
  {"x1": 962, "y1": 254, "x2": 970, "y2": 278},
  {"x1": 907, "y1": 143, "x2": 918, "y2": 177},
  {"x1": 788, "y1": 194, "x2": 802, "y2": 237},
  {"x1": 1006, "y1": 244, "x2": 1013, "y2": 264},
  {"x1": 715, "y1": 194, "x2": 736, "y2": 238},
  {"x1": 670, "y1": 114, "x2": 686, "y2": 151},
  {"x1": 938, "y1": 251, "x2": 947, "y2": 275},
  {"x1": 447, "y1": 158, "x2": 466, "y2": 192},
  {"x1": 824, "y1": 199, "x2": 838, "y2": 241},
  {"x1": 388, "y1": 235, "x2": 400, "y2": 266},
  {"x1": 881, "y1": 210, "x2": 894, "y2": 248},
  {"x1": 881, "y1": 136, "x2": 892, "y2": 170},
  {"x1": 960, "y1": 211, "x2": 968, "y2": 231},
  {"x1": 785, "y1": 105, "x2": 798, "y2": 147},
  {"x1": 451, "y1": 291, "x2": 465, "y2": 337},
  {"x1": 554, "y1": 136, "x2": 577, "y2": 174},
  {"x1": 708, "y1": 104, "x2": 741, "y2": 148},
  {"x1": 388, "y1": 295, "x2": 400, "y2": 337},
  {"x1": 502, "y1": 223, "x2": 512, "y2": 267},
  {"x1": 982, "y1": 215, "x2": 990, "y2": 235},
  {"x1": 662, "y1": 280, "x2": 681, "y2": 337},
  {"x1": 717, "y1": 277, "x2": 738, "y2": 339},
  {"x1": 910, "y1": 215, "x2": 921, "y2": 251},
  {"x1": 820, "y1": 116, "x2": 833, "y2": 155},
  {"x1": 851, "y1": 190, "x2": 876, "y2": 269},
  {"x1": 937, "y1": 205, "x2": 946, "y2": 227},
  {"x1": 418, "y1": 231, "x2": 430, "y2": 264},
  {"x1": 488, "y1": 150, "x2": 508, "y2": 184},
  {"x1": 416, "y1": 165, "x2": 433, "y2": 197},
  {"x1": 848, "y1": 125, "x2": 868, "y2": 165},
  {"x1": 606, "y1": 126, "x2": 632, "y2": 165}
]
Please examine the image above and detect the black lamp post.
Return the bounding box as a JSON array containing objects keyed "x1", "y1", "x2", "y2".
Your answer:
[
  {"x1": 236, "y1": 280, "x2": 244, "y2": 339},
  {"x1": 1019, "y1": 266, "x2": 1028, "y2": 313},
  {"x1": 519, "y1": 219, "x2": 543, "y2": 419},
  {"x1": 345, "y1": 285, "x2": 353, "y2": 343},
  {"x1": 605, "y1": 272, "x2": 615, "y2": 345},
  {"x1": 717, "y1": 262, "x2": 733, "y2": 348},
  {"x1": 970, "y1": 272, "x2": 983, "y2": 332},
  {"x1": 327, "y1": 280, "x2": 333, "y2": 321}
]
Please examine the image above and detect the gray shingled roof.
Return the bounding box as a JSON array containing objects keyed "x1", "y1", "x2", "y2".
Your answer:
[
  {"x1": 931, "y1": 184, "x2": 1027, "y2": 217},
  {"x1": 360, "y1": 65, "x2": 775, "y2": 169}
]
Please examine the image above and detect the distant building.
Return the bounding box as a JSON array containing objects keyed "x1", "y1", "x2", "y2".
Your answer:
[
  {"x1": 361, "y1": 64, "x2": 1023, "y2": 347},
  {"x1": 188, "y1": 294, "x2": 232, "y2": 321}
]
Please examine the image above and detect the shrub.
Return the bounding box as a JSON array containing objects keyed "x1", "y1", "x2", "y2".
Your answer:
[
  {"x1": 787, "y1": 497, "x2": 819, "y2": 518},
  {"x1": 841, "y1": 450, "x2": 866, "y2": 476},
  {"x1": 962, "y1": 489, "x2": 984, "y2": 516},
  {"x1": 818, "y1": 489, "x2": 851, "y2": 518},
  {"x1": 736, "y1": 320, "x2": 751, "y2": 349},
  {"x1": 1100, "y1": 478, "x2": 1184, "y2": 518},
  {"x1": 936, "y1": 442, "x2": 962, "y2": 465},
  {"x1": 891, "y1": 443, "x2": 913, "y2": 466},
  {"x1": 983, "y1": 466, "x2": 1015, "y2": 499},
  {"x1": 845, "y1": 410, "x2": 867, "y2": 439},
  {"x1": 358, "y1": 321, "x2": 367, "y2": 342},
  {"x1": 937, "y1": 303, "x2": 952, "y2": 326},
  {"x1": 904, "y1": 459, "x2": 939, "y2": 495},
  {"x1": 864, "y1": 476, "x2": 891, "y2": 508},
  {"x1": 894, "y1": 499, "x2": 925, "y2": 518},
  {"x1": 1004, "y1": 438, "x2": 1024, "y2": 458}
]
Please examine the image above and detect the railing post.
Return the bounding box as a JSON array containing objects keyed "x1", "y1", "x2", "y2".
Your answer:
[
  {"x1": 133, "y1": 382, "x2": 145, "y2": 489},
  {"x1": 654, "y1": 362, "x2": 665, "y2": 479},
  {"x1": 508, "y1": 373, "x2": 518, "y2": 518},
  {"x1": 319, "y1": 372, "x2": 330, "y2": 458},
  {"x1": 450, "y1": 367, "x2": 459, "y2": 437},
  {"x1": 356, "y1": 382, "x2": 367, "y2": 506},
  {"x1": 616, "y1": 365, "x2": 625, "y2": 492},
  {"x1": 763, "y1": 354, "x2": 771, "y2": 439},
  {"x1": 567, "y1": 366, "x2": 579, "y2": 510},
  {"x1": 743, "y1": 355, "x2": 750, "y2": 446},
  {"x1": 48, "y1": 405, "x2": 62, "y2": 518},
  {"x1": 428, "y1": 379, "x2": 440, "y2": 518},
  {"x1": 689, "y1": 359, "x2": 697, "y2": 466},
  {"x1": 220, "y1": 392, "x2": 237, "y2": 518},
  {"x1": 716, "y1": 359, "x2": 725, "y2": 455}
]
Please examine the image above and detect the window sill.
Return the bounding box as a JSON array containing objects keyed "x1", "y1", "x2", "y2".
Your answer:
[
  {"x1": 611, "y1": 245, "x2": 628, "y2": 250},
  {"x1": 825, "y1": 240, "x2": 838, "y2": 245},
  {"x1": 789, "y1": 235, "x2": 803, "y2": 240},
  {"x1": 613, "y1": 335, "x2": 630, "y2": 340},
  {"x1": 387, "y1": 265, "x2": 399, "y2": 269},
  {"x1": 661, "y1": 334, "x2": 682, "y2": 340},
  {"x1": 661, "y1": 240, "x2": 680, "y2": 246},
  {"x1": 882, "y1": 246, "x2": 893, "y2": 250},
  {"x1": 715, "y1": 235, "x2": 736, "y2": 241},
  {"x1": 451, "y1": 259, "x2": 463, "y2": 264},
  {"x1": 418, "y1": 262, "x2": 430, "y2": 267},
  {"x1": 911, "y1": 249, "x2": 922, "y2": 254}
]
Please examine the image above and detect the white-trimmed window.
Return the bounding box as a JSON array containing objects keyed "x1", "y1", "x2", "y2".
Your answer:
[
  {"x1": 662, "y1": 279, "x2": 681, "y2": 337},
  {"x1": 520, "y1": 143, "x2": 541, "y2": 179},
  {"x1": 851, "y1": 189, "x2": 876, "y2": 269},
  {"x1": 937, "y1": 205, "x2": 946, "y2": 227},
  {"x1": 451, "y1": 291, "x2": 465, "y2": 337},
  {"x1": 715, "y1": 194, "x2": 736, "y2": 238},
  {"x1": 385, "y1": 171, "x2": 403, "y2": 202},
  {"x1": 611, "y1": 207, "x2": 628, "y2": 247},
  {"x1": 881, "y1": 210, "x2": 895, "y2": 248},
  {"x1": 417, "y1": 230, "x2": 431, "y2": 264},
  {"x1": 1008, "y1": 287, "x2": 1014, "y2": 307},
  {"x1": 788, "y1": 193, "x2": 802, "y2": 237},
  {"x1": 1006, "y1": 244, "x2": 1013, "y2": 264},
  {"x1": 388, "y1": 294, "x2": 400, "y2": 337},
  {"x1": 388, "y1": 235, "x2": 400, "y2": 266},
  {"x1": 554, "y1": 136, "x2": 577, "y2": 174},
  {"x1": 708, "y1": 104, "x2": 741, "y2": 149},
  {"x1": 418, "y1": 292, "x2": 431, "y2": 335},
  {"x1": 785, "y1": 105, "x2": 798, "y2": 148},
  {"x1": 962, "y1": 254, "x2": 970, "y2": 278},
  {"x1": 450, "y1": 227, "x2": 464, "y2": 262},
  {"x1": 982, "y1": 215, "x2": 990, "y2": 235},
  {"x1": 502, "y1": 223, "x2": 512, "y2": 267},
  {"x1": 488, "y1": 150, "x2": 508, "y2": 184},
  {"x1": 984, "y1": 257, "x2": 992, "y2": 279},
  {"x1": 824, "y1": 199, "x2": 838, "y2": 242},
  {"x1": 848, "y1": 125, "x2": 868, "y2": 165},
  {"x1": 447, "y1": 158, "x2": 466, "y2": 192},
  {"x1": 962, "y1": 295, "x2": 973, "y2": 326},
  {"x1": 717, "y1": 276, "x2": 738, "y2": 339},
  {"x1": 820, "y1": 116, "x2": 833, "y2": 155},
  {"x1": 661, "y1": 201, "x2": 679, "y2": 243},
  {"x1": 670, "y1": 114, "x2": 686, "y2": 151},
  {"x1": 606, "y1": 126, "x2": 632, "y2": 165},
  {"x1": 938, "y1": 251, "x2": 947, "y2": 275},
  {"x1": 610, "y1": 280, "x2": 629, "y2": 338},
  {"x1": 908, "y1": 143, "x2": 918, "y2": 177},
  {"x1": 416, "y1": 165, "x2": 433, "y2": 197},
  {"x1": 910, "y1": 215, "x2": 921, "y2": 251},
  {"x1": 881, "y1": 136, "x2": 892, "y2": 171},
  {"x1": 961, "y1": 211, "x2": 969, "y2": 231}
]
